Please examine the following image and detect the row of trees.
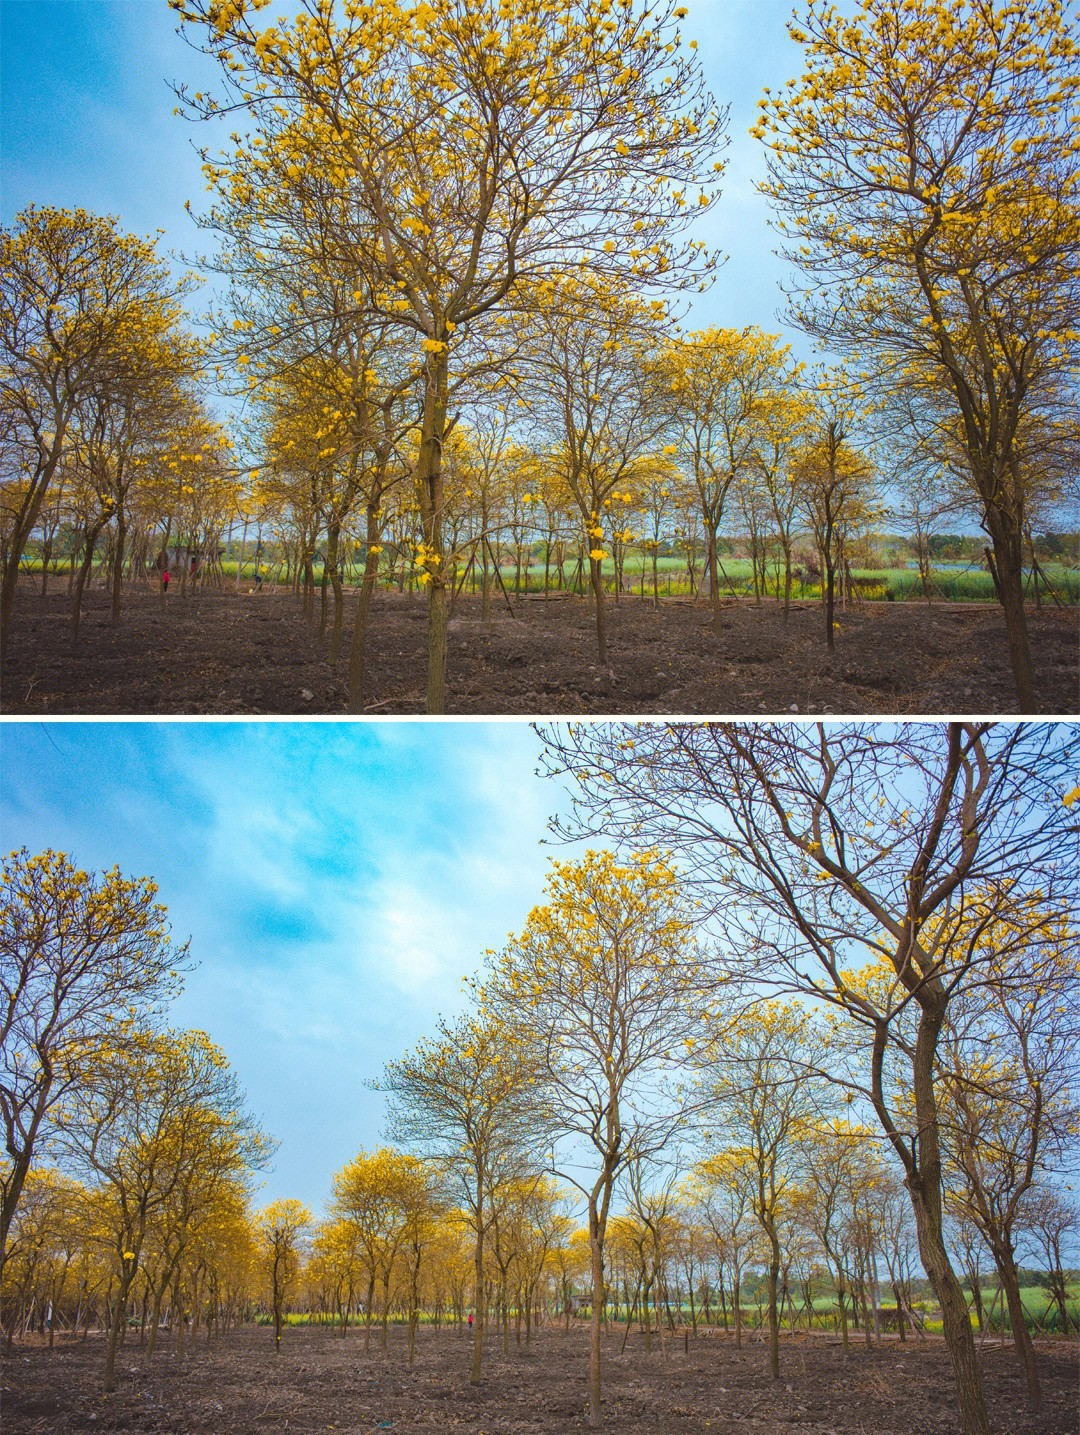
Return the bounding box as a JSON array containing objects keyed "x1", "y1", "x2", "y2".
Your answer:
[
  {"x1": 0, "y1": 849, "x2": 271, "y2": 1391},
  {"x1": 5, "y1": 0, "x2": 1077, "y2": 706},
  {"x1": 0, "y1": 207, "x2": 238, "y2": 649},
  {"x1": 10, "y1": 1123, "x2": 1073, "y2": 1369},
  {"x1": 371, "y1": 721, "x2": 1078, "y2": 1435},
  {"x1": 168, "y1": 0, "x2": 1078, "y2": 709},
  {"x1": 245, "y1": 316, "x2": 893, "y2": 677},
  {"x1": 3, "y1": 724, "x2": 1077, "y2": 1434},
  {"x1": 7, "y1": 249, "x2": 1072, "y2": 677},
  {"x1": 0, "y1": 205, "x2": 885, "y2": 696},
  {"x1": 0, "y1": 202, "x2": 893, "y2": 699}
]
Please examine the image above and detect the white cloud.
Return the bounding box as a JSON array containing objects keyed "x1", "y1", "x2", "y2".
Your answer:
[{"x1": 373, "y1": 882, "x2": 460, "y2": 996}]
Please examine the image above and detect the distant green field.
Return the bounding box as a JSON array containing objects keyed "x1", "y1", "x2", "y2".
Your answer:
[
  {"x1": 966, "y1": 1283, "x2": 1080, "y2": 1335},
  {"x1": 257, "y1": 1310, "x2": 448, "y2": 1328},
  {"x1": 256, "y1": 1283, "x2": 1078, "y2": 1334},
  {"x1": 254, "y1": 555, "x2": 1077, "y2": 604},
  {"x1": 712, "y1": 1283, "x2": 1079, "y2": 1335},
  {"x1": 22, "y1": 552, "x2": 1079, "y2": 604}
]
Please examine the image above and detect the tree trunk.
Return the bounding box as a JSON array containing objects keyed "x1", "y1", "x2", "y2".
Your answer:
[
  {"x1": 480, "y1": 512, "x2": 491, "y2": 628},
  {"x1": 71, "y1": 522, "x2": 106, "y2": 650},
  {"x1": 427, "y1": 577, "x2": 450, "y2": 715},
  {"x1": 40, "y1": 537, "x2": 53, "y2": 600},
  {"x1": 588, "y1": 1216, "x2": 605, "y2": 1429},
  {"x1": 765, "y1": 1233, "x2": 781, "y2": 1379},
  {"x1": 104, "y1": 1269, "x2": 135, "y2": 1392},
  {"x1": 860, "y1": 1266, "x2": 873, "y2": 1349},
  {"x1": 968, "y1": 1270, "x2": 985, "y2": 1332},
  {"x1": 364, "y1": 1272, "x2": 375, "y2": 1353},
  {"x1": 146, "y1": 1279, "x2": 169, "y2": 1359},
  {"x1": 347, "y1": 510, "x2": 382, "y2": 712},
  {"x1": 417, "y1": 346, "x2": 449, "y2": 714},
  {"x1": 471, "y1": 1179, "x2": 484, "y2": 1385},
  {"x1": 0, "y1": 427, "x2": 68, "y2": 652},
  {"x1": 908, "y1": 1187, "x2": 990, "y2": 1435},
  {"x1": 234, "y1": 516, "x2": 250, "y2": 592},
  {"x1": 325, "y1": 526, "x2": 345, "y2": 663},
  {"x1": 887, "y1": 990, "x2": 992, "y2": 1435},
  {"x1": 995, "y1": 1247, "x2": 1041, "y2": 1411},
  {"x1": 893, "y1": 1281, "x2": 907, "y2": 1342},
  {"x1": 706, "y1": 526, "x2": 722, "y2": 635},
  {"x1": 110, "y1": 513, "x2": 126, "y2": 626},
  {"x1": 589, "y1": 555, "x2": 608, "y2": 667},
  {"x1": 985, "y1": 510, "x2": 1034, "y2": 708}
]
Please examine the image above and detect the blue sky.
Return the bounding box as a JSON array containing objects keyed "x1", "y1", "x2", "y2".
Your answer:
[
  {"x1": 1, "y1": 0, "x2": 809, "y2": 348},
  {"x1": 1, "y1": 719, "x2": 575, "y2": 1212}
]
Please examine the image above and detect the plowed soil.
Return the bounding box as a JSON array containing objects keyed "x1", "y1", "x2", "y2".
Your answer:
[
  {"x1": 3, "y1": 1324, "x2": 1077, "y2": 1435},
  {"x1": 2, "y1": 584, "x2": 1077, "y2": 715}
]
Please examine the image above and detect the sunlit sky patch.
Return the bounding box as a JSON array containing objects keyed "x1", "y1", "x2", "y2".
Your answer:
[
  {"x1": 0, "y1": 719, "x2": 576, "y2": 1209},
  {"x1": 1, "y1": 0, "x2": 808, "y2": 358}
]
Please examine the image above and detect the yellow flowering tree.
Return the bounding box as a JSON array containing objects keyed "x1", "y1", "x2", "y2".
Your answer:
[
  {"x1": 330, "y1": 1146, "x2": 437, "y2": 1354},
  {"x1": 793, "y1": 372, "x2": 878, "y2": 647},
  {"x1": 700, "y1": 1002, "x2": 820, "y2": 1379},
  {"x1": 56, "y1": 1027, "x2": 263, "y2": 1391},
  {"x1": 0, "y1": 1168, "x2": 88, "y2": 1353},
  {"x1": 67, "y1": 323, "x2": 206, "y2": 637},
  {"x1": 526, "y1": 278, "x2": 673, "y2": 666},
  {"x1": 255, "y1": 1197, "x2": 312, "y2": 1351},
  {"x1": 934, "y1": 905, "x2": 1079, "y2": 1411},
  {"x1": 747, "y1": 388, "x2": 815, "y2": 617},
  {"x1": 753, "y1": 0, "x2": 1080, "y2": 707},
  {"x1": 538, "y1": 720, "x2": 1078, "y2": 1435},
  {"x1": 690, "y1": 1150, "x2": 756, "y2": 1346},
  {"x1": 801, "y1": 1118, "x2": 885, "y2": 1351},
  {"x1": 630, "y1": 453, "x2": 685, "y2": 608},
  {"x1": 0, "y1": 848, "x2": 187, "y2": 1282},
  {"x1": 131, "y1": 399, "x2": 236, "y2": 610},
  {"x1": 172, "y1": 0, "x2": 728, "y2": 711},
  {"x1": 378, "y1": 1011, "x2": 541, "y2": 1383},
  {"x1": 486, "y1": 849, "x2": 712, "y2": 1430},
  {"x1": 0, "y1": 206, "x2": 194, "y2": 648},
  {"x1": 661, "y1": 326, "x2": 797, "y2": 633}
]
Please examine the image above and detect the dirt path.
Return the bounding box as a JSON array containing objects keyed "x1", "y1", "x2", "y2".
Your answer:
[
  {"x1": 4, "y1": 1323, "x2": 1077, "y2": 1434},
  {"x1": 2, "y1": 586, "x2": 1076, "y2": 715}
]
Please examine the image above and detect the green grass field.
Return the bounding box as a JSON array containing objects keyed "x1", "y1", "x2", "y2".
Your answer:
[
  {"x1": 224, "y1": 554, "x2": 1080, "y2": 604},
  {"x1": 964, "y1": 1282, "x2": 1080, "y2": 1335},
  {"x1": 258, "y1": 1283, "x2": 1079, "y2": 1335},
  {"x1": 771, "y1": 1283, "x2": 1079, "y2": 1335},
  {"x1": 23, "y1": 552, "x2": 1079, "y2": 604}
]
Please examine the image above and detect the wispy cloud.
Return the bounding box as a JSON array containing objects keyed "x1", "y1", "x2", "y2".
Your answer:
[{"x1": 0, "y1": 720, "x2": 568, "y2": 1211}]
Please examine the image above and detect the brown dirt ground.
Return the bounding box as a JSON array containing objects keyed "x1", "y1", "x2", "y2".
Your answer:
[
  {"x1": 3, "y1": 1324, "x2": 1077, "y2": 1435},
  {"x1": 2, "y1": 584, "x2": 1077, "y2": 715}
]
